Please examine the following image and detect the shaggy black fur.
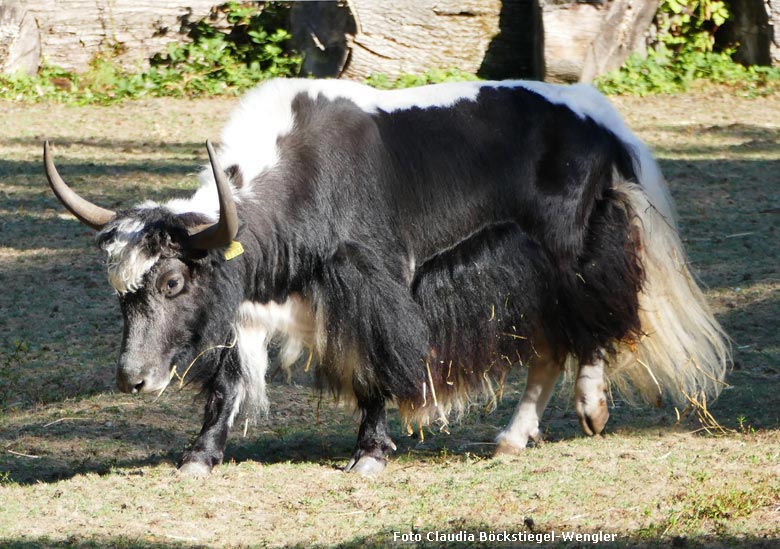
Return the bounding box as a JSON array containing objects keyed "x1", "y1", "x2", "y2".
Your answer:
[
  {"x1": 89, "y1": 82, "x2": 651, "y2": 472},
  {"x1": 554, "y1": 188, "x2": 644, "y2": 361},
  {"x1": 410, "y1": 221, "x2": 556, "y2": 403}
]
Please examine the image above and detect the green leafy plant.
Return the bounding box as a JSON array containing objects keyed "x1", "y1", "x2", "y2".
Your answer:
[
  {"x1": 147, "y1": 1, "x2": 300, "y2": 97},
  {"x1": 658, "y1": 0, "x2": 729, "y2": 54},
  {"x1": 596, "y1": 0, "x2": 780, "y2": 95},
  {"x1": 597, "y1": 47, "x2": 780, "y2": 96},
  {"x1": 365, "y1": 68, "x2": 480, "y2": 90}
]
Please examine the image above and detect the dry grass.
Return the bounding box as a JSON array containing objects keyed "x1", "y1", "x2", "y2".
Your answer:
[{"x1": 1, "y1": 86, "x2": 779, "y2": 548}]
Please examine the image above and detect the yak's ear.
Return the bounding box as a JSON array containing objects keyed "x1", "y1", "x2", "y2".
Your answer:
[{"x1": 225, "y1": 164, "x2": 244, "y2": 190}]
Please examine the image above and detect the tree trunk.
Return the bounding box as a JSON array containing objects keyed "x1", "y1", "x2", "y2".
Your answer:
[
  {"x1": 291, "y1": 0, "x2": 544, "y2": 81},
  {"x1": 773, "y1": 0, "x2": 780, "y2": 64},
  {"x1": 2, "y1": 0, "x2": 218, "y2": 74},
  {"x1": 292, "y1": 0, "x2": 657, "y2": 83},
  {"x1": 4, "y1": 0, "x2": 665, "y2": 82},
  {"x1": 289, "y1": 1, "x2": 357, "y2": 78},
  {"x1": 543, "y1": 0, "x2": 660, "y2": 83},
  {"x1": 478, "y1": 0, "x2": 544, "y2": 80},
  {"x1": 342, "y1": 0, "x2": 504, "y2": 81},
  {"x1": 717, "y1": 0, "x2": 773, "y2": 66},
  {"x1": 0, "y1": 2, "x2": 40, "y2": 75}
]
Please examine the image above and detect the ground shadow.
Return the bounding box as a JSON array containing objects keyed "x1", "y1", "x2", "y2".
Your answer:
[
  {"x1": 478, "y1": 0, "x2": 543, "y2": 81},
  {"x1": 2, "y1": 153, "x2": 777, "y2": 484},
  {"x1": 0, "y1": 136, "x2": 212, "y2": 153}
]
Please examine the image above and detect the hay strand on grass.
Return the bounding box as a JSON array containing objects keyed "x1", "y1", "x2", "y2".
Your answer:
[{"x1": 677, "y1": 388, "x2": 735, "y2": 436}]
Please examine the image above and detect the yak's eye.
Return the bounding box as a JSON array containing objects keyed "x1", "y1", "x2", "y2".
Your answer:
[{"x1": 158, "y1": 270, "x2": 185, "y2": 298}]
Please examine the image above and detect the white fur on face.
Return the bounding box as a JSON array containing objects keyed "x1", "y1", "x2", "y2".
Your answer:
[{"x1": 100, "y1": 219, "x2": 159, "y2": 295}]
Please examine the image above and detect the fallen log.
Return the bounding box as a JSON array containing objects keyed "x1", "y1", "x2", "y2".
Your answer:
[
  {"x1": 1, "y1": 0, "x2": 217, "y2": 74},
  {"x1": 0, "y1": 2, "x2": 40, "y2": 75},
  {"x1": 291, "y1": 0, "x2": 659, "y2": 83}
]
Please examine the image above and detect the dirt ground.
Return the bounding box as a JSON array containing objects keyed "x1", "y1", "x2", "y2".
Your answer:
[{"x1": 0, "y1": 87, "x2": 778, "y2": 548}]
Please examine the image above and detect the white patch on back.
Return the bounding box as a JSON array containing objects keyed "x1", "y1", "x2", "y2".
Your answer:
[
  {"x1": 153, "y1": 77, "x2": 672, "y2": 229},
  {"x1": 160, "y1": 78, "x2": 483, "y2": 217}
]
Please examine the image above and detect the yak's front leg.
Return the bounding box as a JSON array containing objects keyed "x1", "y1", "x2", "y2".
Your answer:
[
  {"x1": 344, "y1": 391, "x2": 397, "y2": 476},
  {"x1": 495, "y1": 349, "x2": 563, "y2": 455},
  {"x1": 575, "y1": 349, "x2": 609, "y2": 436},
  {"x1": 178, "y1": 351, "x2": 244, "y2": 476}
]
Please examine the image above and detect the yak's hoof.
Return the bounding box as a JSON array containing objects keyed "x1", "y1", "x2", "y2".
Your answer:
[
  {"x1": 344, "y1": 455, "x2": 387, "y2": 476},
  {"x1": 494, "y1": 439, "x2": 526, "y2": 456},
  {"x1": 576, "y1": 397, "x2": 609, "y2": 436},
  {"x1": 177, "y1": 461, "x2": 212, "y2": 477}
]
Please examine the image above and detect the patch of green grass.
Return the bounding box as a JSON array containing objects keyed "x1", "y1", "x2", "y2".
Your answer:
[
  {"x1": 595, "y1": 47, "x2": 780, "y2": 96},
  {"x1": 364, "y1": 68, "x2": 480, "y2": 90},
  {"x1": 641, "y1": 486, "x2": 775, "y2": 538}
]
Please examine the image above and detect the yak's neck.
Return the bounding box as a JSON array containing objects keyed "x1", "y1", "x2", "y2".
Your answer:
[{"x1": 237, "y1": 222, "x2": 319, "y2": 305}]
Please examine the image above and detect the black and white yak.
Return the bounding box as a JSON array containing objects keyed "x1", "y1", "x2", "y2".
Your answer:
[{"x1": 44, "y1": 78, "x2": 730, "y2": 476}]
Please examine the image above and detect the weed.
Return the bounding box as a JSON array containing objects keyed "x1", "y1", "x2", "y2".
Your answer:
[
  {"x1": 680, "y1": 489, "x2": 761, "y2": 525},
  {"x1": 737, "y1": 416, "x2": 756, "y2": 434},
  {"x1": 364, "y1": 68, "x2": 480, "y2": 90},
  {"x1": 146, "y1": 1, "x2": 300, "y2": 97},
  {"x1": 596, "y1": 48, "x2": 780, "y2": 96},
  {"x1": 595, "y1": 0, "x2": 780, "y2": 95},
  {"x1": 0, "y1": 470, "x2": 15, "y2": 485}
]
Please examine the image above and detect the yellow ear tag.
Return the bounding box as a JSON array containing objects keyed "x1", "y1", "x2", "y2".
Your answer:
[{"x1": 224, "y1": 240, "x2": 244, "y2": 261}]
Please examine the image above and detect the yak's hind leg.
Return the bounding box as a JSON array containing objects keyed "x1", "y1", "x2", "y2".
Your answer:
[
  {"x1": 344, "y1": 392, "x2": 397, "y2": 476},
  {"x1": 495, "y1": 345, "x2": 564, "y2": 455},
  {"x1": 575, "y1": 350, "x2": 609, "y2": 436}
]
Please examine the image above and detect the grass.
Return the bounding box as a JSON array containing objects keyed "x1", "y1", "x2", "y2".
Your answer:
[{"x1": 0, "y1": 87, "x2": 779, "y2": 547}]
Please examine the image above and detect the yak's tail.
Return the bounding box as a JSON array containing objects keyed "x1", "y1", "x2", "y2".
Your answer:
[{"x1": 607, "y1": 155, "x2": 731, "y2": 407}]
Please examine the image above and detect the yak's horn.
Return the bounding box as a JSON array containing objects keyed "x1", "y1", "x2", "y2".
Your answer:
[
  {"x1": 187, "y1": 140, "x2": 239, "y2": 250},
  {"x1": 44, "y1": 141, "x2": 116, "y2": 230}
]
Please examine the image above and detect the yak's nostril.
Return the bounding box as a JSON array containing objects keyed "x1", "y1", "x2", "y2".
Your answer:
[{"x1": 132, "y1": 380, "x2": 145, "y2": 393}]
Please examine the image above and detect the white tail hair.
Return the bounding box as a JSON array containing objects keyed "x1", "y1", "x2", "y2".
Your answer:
[{"x1": 607, "y1": 153, "x2": 731, "y2": 406}]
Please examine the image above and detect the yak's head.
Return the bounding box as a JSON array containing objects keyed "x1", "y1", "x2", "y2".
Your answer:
[{"x1": 44, "y1": 142, "x2": 242, "y2": 394}]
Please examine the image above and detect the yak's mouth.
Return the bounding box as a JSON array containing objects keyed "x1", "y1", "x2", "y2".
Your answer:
[
  {"x1": 118, "y1": 336, "x2": 234, "y2": 396},
  {"x1": 116, "y1": 350, "x2": 182, "y2": 395},
  {"x1": 118, "y1": 369, "x2": 172, "y2": 395}
]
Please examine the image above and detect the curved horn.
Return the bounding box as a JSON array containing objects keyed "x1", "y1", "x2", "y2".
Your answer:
[
  {"x1": 187, "y1": 140, "x2": 239, "y2": 250},
  {"x1": 44, "y1": 141, "x2": 116, "y2": 230}
]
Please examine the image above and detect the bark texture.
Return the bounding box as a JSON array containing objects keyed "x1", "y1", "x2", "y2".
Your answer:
[
  {"x1": 292, "y1": 0, "x2": 659, "y2": 83},
  {"x1": 773, "y1": 0, "x2": 780, "y2": 64},
  {"x1": 3, "y1": 0, "x2": 217, "y2": 73},
  {"x1": 0, "y1": 2, "x2": 40, "y2": 75},
  {"x1": 2, "y1": 0, "x2": 669, "y2": 82},
  {"x1": 342, "y1": 0, "x2": 503, "y2": 81},
  {"x1": 543, "y1": 0, "x2": 660, "y2": 83}
]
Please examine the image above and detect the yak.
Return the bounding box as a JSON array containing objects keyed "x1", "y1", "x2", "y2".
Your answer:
[{"x1": 44, "y1": 78, "x2": 730, "y2": 476}]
